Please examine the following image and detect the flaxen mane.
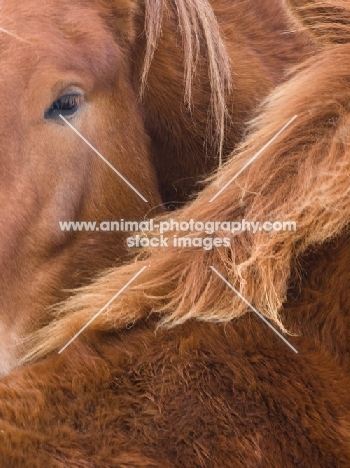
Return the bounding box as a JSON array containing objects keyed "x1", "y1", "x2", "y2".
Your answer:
[{"x1": 142, "y1": 0, "x2": 232, "y2": 162}]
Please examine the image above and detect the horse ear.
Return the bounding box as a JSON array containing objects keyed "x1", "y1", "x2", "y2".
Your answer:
[{"x1": 285, "y1": 0, "x2": 350, "y2": 44}]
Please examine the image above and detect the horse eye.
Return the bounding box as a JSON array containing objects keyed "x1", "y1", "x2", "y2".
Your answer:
[{"x1": 45, "y1": 93, "x2": 83, "y2": 120}]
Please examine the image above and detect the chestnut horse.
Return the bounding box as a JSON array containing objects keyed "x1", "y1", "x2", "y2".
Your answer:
[
  {"x1": 0, "y1": 1, "x2": 349, "y2": 465},
  {"x1": 0, "y1": 0, "x2": 313, "y2": 375}
]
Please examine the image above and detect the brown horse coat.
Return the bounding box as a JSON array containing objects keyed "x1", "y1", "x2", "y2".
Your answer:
[
  {"x1": 1, "y1": 0, "x2": 350, "y2": 466},
  {"x1": 4, "y1": 236, "x2": 350, "y2": 467}
]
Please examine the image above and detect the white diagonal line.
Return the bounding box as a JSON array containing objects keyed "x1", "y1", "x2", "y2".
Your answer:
[
  {"x1": 209, "y1": 115, "x2": 298, "y2": 202},
  {"x1": 59, "y1": 115, "x2": 148, "y2": 203},
  {"x1": 210, "y1": 266, "x2": 298, "y2": 353},
  {"x1": 58, "y1": 266, "x2": 148, "y2": 354},
  {"x1": 0, "y1": 26, "x2": 32, "y2": 44}
]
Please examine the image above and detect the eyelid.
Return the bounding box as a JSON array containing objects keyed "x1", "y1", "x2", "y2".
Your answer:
[
  {"x1": 51, "y1": 89, "x2": 85, "y2": 106},
  {"x1": 50, "y1": 80, "x2": 85, "y2": 100},
  {"x1": 56, "y1": 93, "x2": 84, "y2": 108}
]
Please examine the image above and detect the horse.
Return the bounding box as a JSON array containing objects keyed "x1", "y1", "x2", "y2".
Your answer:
[
  {"x1": 0, "y1": 1, "x2": 349, "y2": 465},
  {"x1": 0, "y1": 0, "x2": 313, "y2": 376}
]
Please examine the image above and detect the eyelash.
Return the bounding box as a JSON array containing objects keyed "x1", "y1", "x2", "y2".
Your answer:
[{"x1": 45, "y1": 93, "x2": 84, "y2": 119}]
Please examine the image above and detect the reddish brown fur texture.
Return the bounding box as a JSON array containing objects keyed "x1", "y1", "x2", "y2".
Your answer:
[
  {"x1": 1, "y1": 0, "x2": 350, "y2": 466},
  {"x1": 1, "y1": 237, "x2": 350, "y2": 467},
  {"x1": 0, "y1": 0, "x2": 312, "y2": 374}
]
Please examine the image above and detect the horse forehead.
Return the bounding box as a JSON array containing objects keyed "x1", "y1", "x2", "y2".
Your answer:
[{"x1": 0, "y1": 0, "x2": 122, "y2": 82}]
